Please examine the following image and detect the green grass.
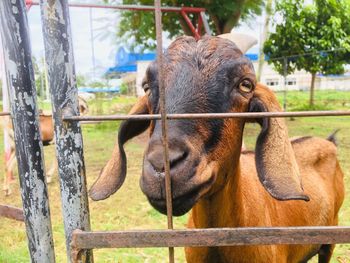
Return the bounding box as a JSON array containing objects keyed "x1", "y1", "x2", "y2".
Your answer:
[
  {"x1": 88, "y1": 95, "x2": 137, "y2": 115},
  {"x1": 0, "y1": 92, "x2": 349, "y2": 262},
  {"x1": 276, "y1": 90, "x2": 350, "y2": 111}
]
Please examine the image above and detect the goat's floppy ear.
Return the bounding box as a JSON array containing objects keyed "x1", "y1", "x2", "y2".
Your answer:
[
  {"x1": 249, "y1": 84, "x2": 310, "y2": 201},
  {"x1": 89, "y1": 95, "x2": 150, "y2": 201}
]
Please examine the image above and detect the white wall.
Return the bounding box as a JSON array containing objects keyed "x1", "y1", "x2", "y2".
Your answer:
[
  {"x1": 253, "y1": 61, "x2": 312, "y2": 91},
  {"x1": 136, "y1": 61, "x2": 149, "y2": 97},
  {"x1": 317, "y1": 76, "x2": 350, "y2": 91}
]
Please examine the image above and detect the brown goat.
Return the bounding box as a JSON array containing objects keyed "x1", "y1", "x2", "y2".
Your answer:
[
  {"x1": 39, "y1": 112, "x2": 55, "y2": 144},
  {"x1": 3, "y1": 96, "x2": 89, "y2": 195},
  {"x1": 89, "y1": 36, "x2": 344, "y2": 262},
  {"x1": 2, "y1": 113, "x2": 54, "y2": 195}
]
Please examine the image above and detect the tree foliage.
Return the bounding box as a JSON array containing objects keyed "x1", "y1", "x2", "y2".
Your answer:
[
  {"x1": 105, "y1": 0, "x2": 263, "y2": 50},
  {"x1": 263, "y1": 0, "x2": 350, "y2": 105}
]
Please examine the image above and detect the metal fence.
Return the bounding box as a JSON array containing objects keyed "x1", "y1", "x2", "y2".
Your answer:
[{"x1": 0, "y1": 0, "x2": 350, "y2": 262}]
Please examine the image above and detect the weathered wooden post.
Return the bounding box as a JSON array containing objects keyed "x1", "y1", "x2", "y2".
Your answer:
[
  {"x1": 0, "y1": 0, "x2": 56, "y2": 262},
  {"x1": 39, "y1": 0, "x2": 93, "y2": 262}
]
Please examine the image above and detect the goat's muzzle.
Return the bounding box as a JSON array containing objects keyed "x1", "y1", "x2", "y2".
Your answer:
[{"x1": 140, "y1": 137, "x2": 216, "y2": 216}]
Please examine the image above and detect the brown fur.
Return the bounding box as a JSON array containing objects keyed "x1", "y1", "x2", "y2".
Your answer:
[
  {"x1": 185, "y1": 84, "x2": 344, "y2": 262},
  {"x1": 186, "y1": 137, "x2": 344, "y2": 262},
  {"x1": 39, "y1": 114, "x2": 54, "y2": 143},
  {"x1": 89, "y1": 95, "x2": 150, "y2": 201}
]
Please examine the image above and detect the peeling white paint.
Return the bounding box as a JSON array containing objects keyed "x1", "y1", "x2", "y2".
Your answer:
[
  {"x1": 54, "y1": 1, "x2": 66, "y2": 25},
  {"x1": 15, "y1": 21, "x2": 22, "y2": 44},
  {"x1": 74, "y1": 133, "x2": 82, "y2": 148},
  {"x1": 3, "y1": 50, "x2": 18, "y2": 80},
  {"x1": 12, "y1": 6, "x2": 18, "y2": 14},
  {"x1": 23, "y1": 91, "x2": 35, "y2": 107}
]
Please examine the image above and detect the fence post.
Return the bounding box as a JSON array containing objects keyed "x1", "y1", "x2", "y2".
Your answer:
[
  {"x1": 0, "y1": 1, "x2": 56, "y2": 262},
  {"x1": 39, "y1": 0, "x2": 93, "y2": 262}
]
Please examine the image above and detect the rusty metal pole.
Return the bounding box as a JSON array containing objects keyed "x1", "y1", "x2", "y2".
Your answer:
[
  {"x1": 0, "y1": 1, "x2": 55, "y2": 262},
  {"x1": 71, "y1": 226, "x2": 350, "y2": 249},
  {"x1": 39, "y1": 0, "x2": 93, "y2": 262},
  {"x1": 154, "y1": 1, "x2": 175, "y2": 262},
  {"x1": 0, "y1": 205, "x2": 24, "y2": 222},
  {"x1": 62, "y1": 110, "x2": 350, "y2": 122}
]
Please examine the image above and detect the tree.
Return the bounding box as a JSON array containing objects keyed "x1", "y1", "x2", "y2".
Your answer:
[
  {"x1": 104, "y1": 0, "x2": 264, "y2": 50},
  {"x1": 32, "y1": 56, "x2": 45, "y2": 98},
  {"x1": 76, "y1": 74, "x2": 87, "y2": 87},
  {"x1": 263, "y1": 0, "x2": 350, "y2": 106}
]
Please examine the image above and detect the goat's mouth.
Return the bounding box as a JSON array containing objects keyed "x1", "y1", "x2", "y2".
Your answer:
[
  {"x1": 148, "y1": 186, "x2": 202, "y2": 216},
  {"x1": 141, "y1": 161, "x2": 218, "y2": 216}
]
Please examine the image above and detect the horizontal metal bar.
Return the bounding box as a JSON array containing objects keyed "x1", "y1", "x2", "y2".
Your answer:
[
  {"x1": 0, "y1": 111, "x2": 11, "y2": 116},
  {"x1": 72, "y1": 226, "x2": 350, "y2": 249},
  {"x1": 26, "y1": 1, "x2": 205, "y2": 12},
  {"x1": 63, "y1": 110, "x2": 350, "y2": 122},
  {"x1": 0, "y1": 204, "x2": 24, "y2": 222},
  {"x1": 80, "y1": 121, "x2": 102, "y2": 125}
]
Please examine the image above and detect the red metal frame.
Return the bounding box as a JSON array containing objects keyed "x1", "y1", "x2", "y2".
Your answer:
[
  {"x1": 25, "y1": 0, "x2": 207, "y2": 39},
  {"x1": 180, "y1": 9, "x2": 201, "y2": 39},
  {"x1": 25, "y1": 0, "x2": 33, "y2": 10}
]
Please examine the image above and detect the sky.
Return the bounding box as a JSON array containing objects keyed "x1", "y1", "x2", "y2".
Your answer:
[
  {"x1": 27, "y1": 5, "x2": 118, "y2": 78},
  {"x1": 25, "y1": 3, "x2": 264, "y2": 79}
]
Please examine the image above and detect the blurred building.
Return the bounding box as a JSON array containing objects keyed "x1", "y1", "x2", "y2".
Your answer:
[
  {"x1": 106, "y1": 47, "x2": 155, "y2": 96},
  {"x1": 106, "y1": 48, "x2": 350, "y2": 96}
]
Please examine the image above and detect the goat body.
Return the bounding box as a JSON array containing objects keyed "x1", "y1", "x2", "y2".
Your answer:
[
  {"x1": 39, "y1": 114, "x2": 54, "y2": 144},
  {"x1": 186, "y1": 137, "x2": 344, "y2": 263}
]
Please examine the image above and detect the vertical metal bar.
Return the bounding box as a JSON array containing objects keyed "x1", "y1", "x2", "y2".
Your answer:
[
  {"x1": 200, "y1": 12, "x2": 211, "y2": 35},
  {"x1": 0, "y1": 1, "x2": 56, "y2": 262},
  {"x1": 154, "y1": 1, "x2": 175, "y2": 262},
  {"x1": 39, "y1": 1, "x2": 93, "y2": 262}
]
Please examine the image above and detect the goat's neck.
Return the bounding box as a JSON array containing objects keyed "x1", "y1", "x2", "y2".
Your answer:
[{"x1": 191, "y1": 152, "x2": 244, "y2": 228}]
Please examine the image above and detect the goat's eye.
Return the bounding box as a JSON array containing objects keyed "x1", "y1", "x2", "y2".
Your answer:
[
  {"x1": 143, "y1": 83, "x2": 150, "y2": 93},
  {"x1": 239, "y1": 80, "x2": 253, "y2": 93}
]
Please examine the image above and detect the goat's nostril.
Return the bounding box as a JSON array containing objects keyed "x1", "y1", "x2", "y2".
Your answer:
[
  {"x1": 147, "y1": 147, "x2": 188, "y2": 173},
  {"x1": 169, "y1": 150, "x2": 188, "y2": 169},
  {"x1": 147, "y1": 152, "x2": 165, "y2": 173}
]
